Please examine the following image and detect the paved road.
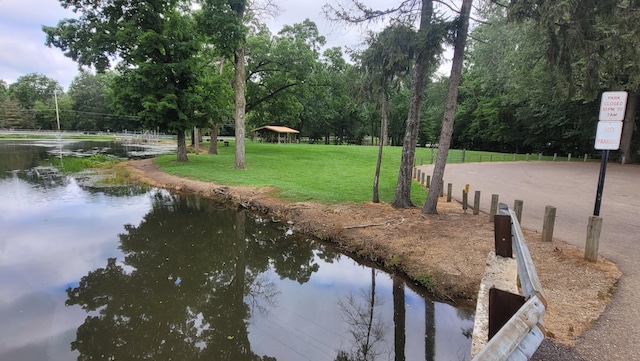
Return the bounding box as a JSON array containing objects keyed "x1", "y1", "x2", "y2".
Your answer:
[{"x1": 417, "y1": 161, "x2": 640, "y2": 361}]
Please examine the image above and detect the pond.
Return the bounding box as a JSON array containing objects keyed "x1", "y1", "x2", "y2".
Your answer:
[{"x1": 0, "y1": 139, "x2": 474, "y2": 361}]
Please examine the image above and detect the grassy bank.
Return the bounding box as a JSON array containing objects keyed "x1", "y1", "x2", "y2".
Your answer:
[
  {"x1": 154, "y1": 141, "x2": 574, "y2": 204},
  {"x1": 156, "y1": 142, "x2": 429, "y2": 204}
]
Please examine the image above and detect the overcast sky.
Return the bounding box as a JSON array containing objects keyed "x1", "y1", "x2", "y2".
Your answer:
[{"x1": 0, "y1": 0, "x2": 451, "y2": 90}]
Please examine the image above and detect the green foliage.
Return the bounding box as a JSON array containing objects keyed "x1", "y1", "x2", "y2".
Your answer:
[
  {"x1": 50, "y1": 154, "x2": 117, "y2": 173},
  {"x1": 155, "y1": 142, "x2": 428, "y2": 204}
]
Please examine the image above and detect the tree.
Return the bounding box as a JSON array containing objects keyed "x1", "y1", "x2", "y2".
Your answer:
[
  {"x1": 67, "y1": 71, "x2": 109, "y2": 131},
  {"x1": 357, "y1": 25, "x2": 415, "y2": 203},
  {"x1": 325, "y1": 0, "x2": 449, "y2": 208},
  {"x1": 8, "y1": 73, "x2": 62, "y2": 109},
  {"x1": 44, "y1": 0, "x2": 213, "y2": 162},
  {"x1": 423, "y1": 0, "x2": 472, "y2": 214},
  {"x1": 508, "y1": 0, "x2": 640, "y2": 162}
]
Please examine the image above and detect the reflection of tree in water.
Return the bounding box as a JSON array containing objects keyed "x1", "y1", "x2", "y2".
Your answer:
[
  {"x1": 336, "y1": 268, "x2": 389, "y2": 361},
  {"x1": 66, "y1": 192, "x2": 332, "y2": 360}
]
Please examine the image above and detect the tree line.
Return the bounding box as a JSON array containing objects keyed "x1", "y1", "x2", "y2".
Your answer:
[{"x1": 2, "y1": 0, "x2": 638, "y2": 211}]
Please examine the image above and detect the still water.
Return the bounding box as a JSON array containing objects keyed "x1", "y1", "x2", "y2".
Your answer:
[{"x1": 0, "y1": 140, "x2": 474, "y2": 361}]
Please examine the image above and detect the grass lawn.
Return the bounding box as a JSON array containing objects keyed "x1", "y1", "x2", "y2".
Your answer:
[
  {"x1": 154, "y1": 140, "x2": 584, "y2": 204},
  {"x1": 155, "y1": 142, "x2": 429, "y2": 204}
]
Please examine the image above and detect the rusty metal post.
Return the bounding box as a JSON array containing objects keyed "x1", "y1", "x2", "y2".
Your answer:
[
  {"x1": 494, "y1": 214, "x2": 513, "y2": 258},
  {"x1": 489, "y1": 288, "x2": 526, "y2": 340}
]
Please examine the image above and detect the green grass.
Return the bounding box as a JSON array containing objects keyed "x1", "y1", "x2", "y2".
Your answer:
[
  {"x1": 156, "y1": 142, "x2": 428, "y2": 204},
  {"x1": 50, "y1": 154, "x2": 118, "y2": 173}
]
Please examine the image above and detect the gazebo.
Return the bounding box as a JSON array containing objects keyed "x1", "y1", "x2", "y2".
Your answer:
[{"x1": 252, "y1": 125, "x2": 300, "y2": 143}]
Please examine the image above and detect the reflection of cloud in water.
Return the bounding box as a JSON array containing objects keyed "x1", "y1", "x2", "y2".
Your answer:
[{"x1": 0, "y1": 177, "x2": 155, "y2": 359}]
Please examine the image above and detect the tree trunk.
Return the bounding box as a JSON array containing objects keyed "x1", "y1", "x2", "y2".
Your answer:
[
  {"x1": 209, "y1": 123, "x2": 219, "y2": 155},
  {"x1": 423, "y1": 0, "x2": 472, "y2": 214},
  {"x1": 392, "y1": 276, "x2": 406, "y2": 361},
  {"x1": 194, "y1": 127, "x2": 199, "y2": 155},
  {"x1": 233, "y1": 5, "x2": 247, "y2": 169},
  {"x1": 619, "y1": 91, "x2": 638, "y2": 163},
  {"x1": 176, "y1": 129, "x2": 188, "y2": 162},
  {"x1": 391, "y1": 0, "x2": 434, "y2": 209},
  {"x1": 373, "y1": 91, "x2": 389, "y2": 203}
]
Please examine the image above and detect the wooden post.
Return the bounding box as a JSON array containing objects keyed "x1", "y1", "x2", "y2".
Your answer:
[
  {"x1": 461, "y1": 149, "x2": 466, "y2": 163},
  {"x1": 542, "y1": 206, "x2": 557, "y2": 242},
  {"x1": 553, "y1": 153, "x2": 557, "y2": 162},
  {"x1": 421, "y1": 172, "x2": 426, "y2": 186},
  {"x1": 568, "y1": 153, "x2": 572, "y2": 162},
  {"x1": 417, "y1": 168, "x2": 421, "y2": 181},
  {"x1": 584, "y1": 154, "x2": 588, "y2": 162},
  {"x1": 430, "y1": 148, "x2": 434, "y2": 164},
  {"x1": 473, "y1": 191, "x2": 481, "y2": 215},
  {"x1": 489, "y1": 194, "x2": 499, "y2": 222},
  {"x1": 440, "y1": 180, "x2": 444, "y2": 197},
  {"x1": 513, "y1": 153, "x2": 516, "y2": 161},
  {"x1": 538, "y1": 153, "x2": 542, "y2": 161},
  {"x1": 426, "y1": 175, "x2": 431, "y2": 188},
  {"x1": 514, "y1": 200, "x2": 524, "y2": 224},
  {"x1": 462, "y1": 191, "x2": 468, "y2": 212},
  {"x1": 526, "y1": 153, "x2": 529, "y2": 161},
  {"x1": 585, "y1": 216, "x2": 602, "y2": 262},
  {"x1": 413, "y1": 167, "x2": 416, "y2": 179},
  {"x1": 447, "y1": 183, "x2": 452, "y2": 202}
]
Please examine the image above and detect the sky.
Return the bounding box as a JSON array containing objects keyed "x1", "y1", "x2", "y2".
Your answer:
[{"x1": 0, "y1": 0, "x2": 452, "y2": 90}]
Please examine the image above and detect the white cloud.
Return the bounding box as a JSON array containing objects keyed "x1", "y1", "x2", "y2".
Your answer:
[{"x1": 0, "y1": 0, "x2": 452, "y2": 91}]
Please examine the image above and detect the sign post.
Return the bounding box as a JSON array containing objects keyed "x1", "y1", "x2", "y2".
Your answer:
[{"x1": 593, "y1": 91, "x2": 627, "y2": 216}]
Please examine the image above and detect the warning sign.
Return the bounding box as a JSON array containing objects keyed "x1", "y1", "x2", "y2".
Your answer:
[{"x1": 599, "y1": 91, "x2": 628, "y2": 121}]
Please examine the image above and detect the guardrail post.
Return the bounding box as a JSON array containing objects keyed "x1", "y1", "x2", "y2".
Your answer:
[
  {"x1": 447, "y1": 183, "x2": 453, "y2": 202},
  {"x1": 553, "y1": 153, "x2": 557, "y2": 162},
  {"x1": 489, "y1": 288, "x2": 526, "y2": 340},
  {"x1": 585, "y1": 216, "x2": 603, "y2": 262},
  {"x1": 538, "y1": 153, "x2": 542, "y2": 161},
  {"x1": 421, "y1": 172, "x2": 425, "y2": 186},
  {"x1": 426, "y1": 175, "x2": 431, "y2": 188},
  {"x1": 461, "y1": 149, "x2": 466, "y2": 163},
  {"x1": 568, "y1": 153, "x2": 572, "y2": 161},
  {"x1": 526, "y1": 153, "x2": 529, "y2": 161},
  {"x1": 473, "y1": 191, "x2": 481, "y2": 215},
  {"x1": 584, "y1": 154, "x2": 588, "y2": 162},
  {"x1": 514, "y1": 200, "x2": 524, "y2": 224},
  {"x1": 417, "y1": 168, "x2": 421, "y2": 181},
  {"x1": 494, "y1": 214, "x2": 512, "y2": 257},
  {"x1": 542, "y1": 206, "x2": 556, "y2": 242},
  {"x1": 440, "y1": 180, "x2": 445, "y2": 197},
  {"x1": 489, "y1": 194, "x2": 499, "y2": 222},
  {"x1": 413, "y1": 167, "x2": 416, "y2": 178}
]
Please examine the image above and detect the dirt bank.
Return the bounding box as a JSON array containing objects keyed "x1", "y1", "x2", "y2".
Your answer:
[{"x1": 120, "y1": 158, "x2": 620, "y2": 346}]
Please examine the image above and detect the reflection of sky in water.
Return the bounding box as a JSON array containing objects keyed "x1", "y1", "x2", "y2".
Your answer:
[
  {"x1": 249, "y1": 256, "x2": 474, "y2": 361},
  {"x1": 0, "y1": 141, "x2": 474, "y2": 360},
  {"x1": 0, "y1": 175, "x2": 154, "y2": 360}
]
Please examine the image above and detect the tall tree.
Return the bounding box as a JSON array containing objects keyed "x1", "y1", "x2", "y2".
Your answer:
[
  {"x1": 358, "y1": 25, "x2": 415, "y2": 203},
  {"x1": 508, "y1": 0, "x2": 640, "y2": 162},
  {"x1": 423, "y1": 0, "x2": 472, "y2": 214},
  {"x1": 325, "y1": 0, "x2": 448, "y2": 208},
  {"x1": 44, "y1": 0, "x2": 211, "y2": 162}
]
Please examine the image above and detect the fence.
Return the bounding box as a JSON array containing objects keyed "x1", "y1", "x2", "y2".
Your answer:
[{"x1": 471, "y1": 203, "x2": 547, "y2": 361}]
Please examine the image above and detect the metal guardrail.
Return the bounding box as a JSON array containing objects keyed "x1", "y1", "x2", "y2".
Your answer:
[{"x1": 472, "y1": 203, "x2": 547, "y2": 361}]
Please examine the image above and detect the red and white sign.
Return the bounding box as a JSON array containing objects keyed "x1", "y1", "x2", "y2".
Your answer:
[
  {"x1": 594, "y1": 121, "x2": 623, "y2": 150},
  {"x1": 599, "y1": 91, "x2": 628, "y2": 121}
]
